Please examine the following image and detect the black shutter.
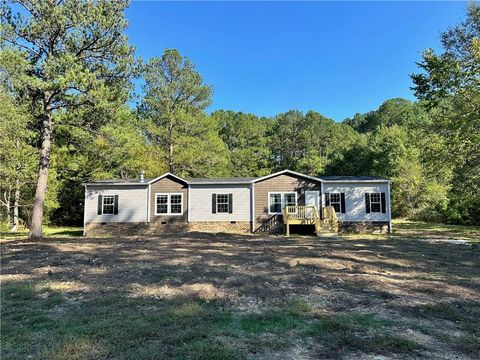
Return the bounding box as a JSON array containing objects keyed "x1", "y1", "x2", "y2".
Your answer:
[
  {"x1": 228, "y1": 193, "x2": 233, "y2": 214},
  {"x1": 325, "y1": 193, "x2": 330, "y2": 206},
  {"x1": 212, "y1": 194, "x2": 217, "y2": 214},
  {"x1": 340, "y1": 193, "x2": 346, "y2": 213},
  {"x1": 98, "y1": 195, "x2": 103, "y2": 215},
  {"x1": 114, "y1": 195, "x2": 119, "y2": 215},
  {"x1": 365, "y1": 193, "x2": 371, "y2": 213},
  {"x1": 381, "y1": 192, "x2": 386, "y2": 214}
]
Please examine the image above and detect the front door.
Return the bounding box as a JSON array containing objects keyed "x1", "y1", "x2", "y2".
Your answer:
[
  {"x1": 305, "y1": 191, "x2": 320, "y2": 218},
  {"x1": 305, "y1": 191, "x2": 320, "y2": 208}
]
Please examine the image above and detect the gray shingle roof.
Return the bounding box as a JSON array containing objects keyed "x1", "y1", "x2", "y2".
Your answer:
[
  {"x1": 84, "y1": 178, "x2": 152, "y2": 185},
  {"x1": 84, "y1": 172, "x2": 390, "y2": 186},
  {"x1": 187, "y1": 177, "x2": 257, "y2": 184},
  {"x1": 318, "y1": 176, "x2": 389, "y2": 181}
]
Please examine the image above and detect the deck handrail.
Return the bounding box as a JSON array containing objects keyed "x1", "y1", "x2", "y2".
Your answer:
[
  {"x1": 254, "y1": 214, "x2": 281, "y2": 233},
  {"x1": 322, "y1": 206, "x2": 338, "y2": 234},
  {"x1": 283, "y1": 205, "x2": 317, "y2": 221},
  {"x1": 283, "y1": 205, "x2": 320, "y2": 236}
]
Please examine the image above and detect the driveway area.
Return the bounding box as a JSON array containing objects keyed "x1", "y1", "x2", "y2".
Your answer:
[{"x1": 1, "y1": 232, "x2": 479, "y2": 359}]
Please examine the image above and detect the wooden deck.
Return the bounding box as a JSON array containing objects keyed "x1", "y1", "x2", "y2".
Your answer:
[{"x1": 283, "y1": 205, "x2": 338, "y2": 236}]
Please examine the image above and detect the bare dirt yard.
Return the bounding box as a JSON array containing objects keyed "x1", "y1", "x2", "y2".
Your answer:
[{"x1": 1, "y1": 226, "x2": 479, "y2": 359}]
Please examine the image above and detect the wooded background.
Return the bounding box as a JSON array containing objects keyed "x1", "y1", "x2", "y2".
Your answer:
[{"x1": 0, "y1": 1, "x2": 479, "y2": 234}]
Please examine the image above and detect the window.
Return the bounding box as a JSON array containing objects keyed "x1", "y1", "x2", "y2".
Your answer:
[
  {"x1": 156, "y1": 194, "x2": 168, "y2": 214},
  {"x1": 284, "y1": 193, "x2": 296, "y2": 207},
  {"x1": 325, "y1": 192, "x2": 346, "y2": 214},
  {"x1": 170, "y1": 194, "x2": 182, "y2": 214},
  {"x1": 102, "y1": 195, "x2": 115, "y2": 215},
  {"x1": 269, "y1": 193, "x2": 282, "y2": 213},
  {"x1": 268, "y1": 192, "x2": 297, "y2": 214},
  {"x1": 216, "y1": 194, "x2": 229, "y2": 213},
  {"x1": 370, "y1": 193, "x2": 381, "y2": 213},
  {"x1": 212, "y1": 193, "x2": 233, "y2": 214},
  {"x1": 329, "y1": 193, "x2": 341, "y2": 213},
  {"x1": 155, "y1": 193, "x2": 183, "y2": 215}
]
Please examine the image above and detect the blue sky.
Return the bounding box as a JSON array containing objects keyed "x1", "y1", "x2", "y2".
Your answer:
[{"x1": 126, "y1": 1, "x2": 467, "y2": 121}]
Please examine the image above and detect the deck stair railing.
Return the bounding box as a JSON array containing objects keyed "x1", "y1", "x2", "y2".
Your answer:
[
  {"x1": 254, "y1": 214, "x2": 282, "y2": 234},
  {"x1": 322, "y1": 206, "x2": 339, "y2": 234}
]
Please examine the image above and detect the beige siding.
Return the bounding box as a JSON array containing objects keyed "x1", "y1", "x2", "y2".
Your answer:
[
  {"x1": 253, "y1": 174, "x2": 321, "y2": 228},
  {"x1": 150, "y1": 175, "x2": 188, "y2": 223},
  {"x1": 322, "y1": 182, "x2": 390, "y2": 222},
  {"x1": 85, "y1": 185, "x2": 148, "y2": 223},
  {"x1": 189, "y1": 184, "x2": 251, "y2": 222}
]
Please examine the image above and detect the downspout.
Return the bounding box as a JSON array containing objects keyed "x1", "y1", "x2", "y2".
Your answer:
[
  {"x1": 251, "y1": 183, "x2": 255, "y2": 233},
  {"x1": 319, "y1": 180, "x2": 323, "y2": 220},
  {"x1": 187, "y1": 183, "x2": 191, "y2": 223},
  {"x1": 83, "y1": 185, "x2": 87, "y2": 236},
  {"x1": 387, "y1": 181, "x2": 392, "y2": 233},
  {"x1": 147, "y1": 184, "x2": 151, "y2": 223}
]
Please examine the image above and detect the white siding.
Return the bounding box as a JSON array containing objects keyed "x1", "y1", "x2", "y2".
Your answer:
[
  {"x1": 322, "y1": 182, "x2": 390, "y2": 222},
  {"x1": 189, "y1": 184, "x2": 251, "y2": 222},
  {"x1": 85, "y1": 185, "x2": 148, "y2": 223}
]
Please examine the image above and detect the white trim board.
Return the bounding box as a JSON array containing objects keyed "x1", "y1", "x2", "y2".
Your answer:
[{"x1": 252, "y1": 169, "x2": 321, "y2": 184}]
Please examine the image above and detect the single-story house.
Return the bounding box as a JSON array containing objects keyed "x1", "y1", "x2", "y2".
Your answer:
[{"x1": 83, "y1": 169, "x2": 391, "y2": 235}]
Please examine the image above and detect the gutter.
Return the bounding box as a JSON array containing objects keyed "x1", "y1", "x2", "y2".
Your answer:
[
  {"x1": 319, "y1": 180, "x2": 391, "y2": 184},
  {"x1": 82, "y1": 183, "x2": 150, "y2": 186}
]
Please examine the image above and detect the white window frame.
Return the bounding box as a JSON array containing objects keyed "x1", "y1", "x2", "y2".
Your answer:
[
  {"x1": 155, "y1": 193, "x2": 183, "y2": 216},
  {"x1": 370, "y1": 192, "x2": 382, "y2": 213},
  {"x1": 268, "y1": 192, "x2": 297, "y2": 215},
  {"x1": 328, "y1": 193, "x2": 341, "y2": 213},
  {"x1": 102, "y1": 195, "x2": 115, "y2": 215},
  {"x1": 216, "y1": 193, "x2": 230, "y2": 213}
]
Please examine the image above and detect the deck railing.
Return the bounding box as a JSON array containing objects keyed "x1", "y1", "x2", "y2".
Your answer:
[
  {"x1": 283, "y1": 205, "x2": 320, "y2": 235},
  {"x1": 282, "y1": 205, "x2": 338, "y2": 236},
  {"x1": 322, "y1": 206, "x2": 339, "y2": 234},
  {"x1": 284, "y1": 205, "x2": 317, "y2": 222}
]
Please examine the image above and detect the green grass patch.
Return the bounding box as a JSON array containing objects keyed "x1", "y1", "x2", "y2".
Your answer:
[
  {"x1": 0, "y1": 226, "x2": 83, "y2": 240},
  {"x1": 2, "y1": 284, "x2": 418, "y2": 359},
  {"x1": 457, "y1": 334, "x2": 480, "y2": 354},
  {"x1": 419, "y1": 302, "x2": 464, "y2": 321},
  {"x1": 184, "y1": 340, "x2": 241, "y2": 360},
  {"x1": 416, "y1": 301, "x2": 480, "y2": 356},
  {"x1": 1, "y1": 281, "x2": 249, "y2": 360},
  {"x1": 392, "y1": 219, "x2": 480, "y2": 241},
  {"x1": 305, "y1": 313, "x2": 417, "y2": 357},
  {"x1": 2, "y1": 282, "x2": 37, "y2": 301},
  {"x1": 239, "y1": 312, "x2": 297, "y2": 334}
]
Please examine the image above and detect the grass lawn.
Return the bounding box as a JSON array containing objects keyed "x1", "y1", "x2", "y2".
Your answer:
[
  {"x1": 1, "y1": 222, "x2": 479, "y2": 359},
  {"x1": 392, "y1": 219, "x2": 480, "y2": 242},
  {"x1": 0, "y1": 226, "x2": 83, "y2": 239}
]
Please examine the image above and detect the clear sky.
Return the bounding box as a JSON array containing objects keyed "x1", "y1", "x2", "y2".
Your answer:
[{"x1": 126, "y1": 1, "x2": 468, "y2": 121}]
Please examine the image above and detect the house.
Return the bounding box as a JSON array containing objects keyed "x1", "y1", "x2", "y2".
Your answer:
[{"x1": 83, "y1": 169, "x2": 391, "y2": 236}]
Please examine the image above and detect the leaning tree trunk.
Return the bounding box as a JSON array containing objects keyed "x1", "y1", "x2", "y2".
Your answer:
[
  {"x1": 12, "y1": 178, "x2": 20, "y2": 232},
  {"x1": 29, "y1": 110, "x2": 52, "y2": 239}
]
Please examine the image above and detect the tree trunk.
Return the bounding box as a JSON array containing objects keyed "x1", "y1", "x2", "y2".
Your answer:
[
  {"x1": 168, "y1": 122, "x2": 174, "y2": 173},
  {"x1": 29, "y1": 110, "x2": 53, "y2": 239},
  {"x1": 12, "y1": 178, "x2": 20, "y2": 232},
  {"x1": 4, "y1": 190, "x2": 11, "y2": 227}
]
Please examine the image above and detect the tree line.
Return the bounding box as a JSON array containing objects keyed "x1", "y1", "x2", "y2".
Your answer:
[{"x1": 0, "y1": 1, "x2": 479, "y2": 238}]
